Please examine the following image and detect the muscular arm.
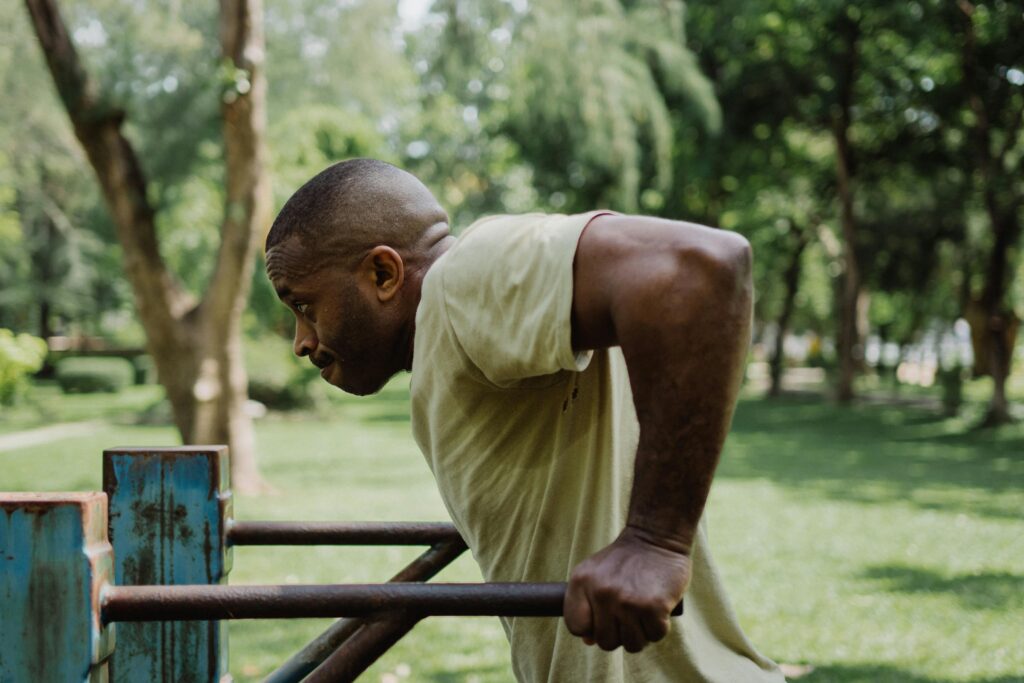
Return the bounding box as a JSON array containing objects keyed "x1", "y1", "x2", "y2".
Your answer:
[{"x1": 564, "y1": 214, "x2": 753, "y2": 652}]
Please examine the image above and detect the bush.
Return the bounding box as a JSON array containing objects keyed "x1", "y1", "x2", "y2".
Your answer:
[
  {"x1": 0, "y1": 329, "x2": 48, "y2": 405},
  {"x1": 56, "y1": 357, "x2": 135, "y2": 394}
]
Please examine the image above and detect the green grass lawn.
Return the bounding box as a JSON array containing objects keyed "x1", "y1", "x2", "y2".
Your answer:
[{"x1": 1, "y1": 379, "x2": 1022, "y2": 682}]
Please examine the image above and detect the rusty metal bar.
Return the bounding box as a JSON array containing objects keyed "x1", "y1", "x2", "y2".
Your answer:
[
  {"x1": 303, "y1": 614, "x2": 423, "y2": 683},
  {"x1": 303, "y1": 584, "x2": 683, "y2": 683},
  {"x1": 226, "y1": 521, "x2": 461, "y2": 546},
  {"x1": 265, "y1": 537, "x2": 467, "y2": 683},
  {"x1": 104, "y1": 583, "x2": 572, "y2": 622}
]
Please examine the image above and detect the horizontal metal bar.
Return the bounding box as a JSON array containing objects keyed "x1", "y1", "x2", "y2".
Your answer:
[
  {"x1": 226, "y1": 521, "x2": 461, "y2": 546},
  {"x1": 103, "y1": 583, "x2": 567, "y2": 622},
  {"x1": 102, "y1": 583, "x2": 683, "y2": 622}
]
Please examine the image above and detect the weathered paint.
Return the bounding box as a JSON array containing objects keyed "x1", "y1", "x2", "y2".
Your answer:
[
  {"x1": 0, "y1": 492, "x2": 115, "y2": 683},
  {"x1": 102, "y1": 447, "x2": 232, "y2": 683}
]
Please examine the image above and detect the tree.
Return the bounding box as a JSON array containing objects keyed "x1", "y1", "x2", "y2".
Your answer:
[
  {"x1": 0, "y1": 1, "x2": 120, "y2": 340},
  {"x1": 953, "y1": 0, "x2": 1023, "y2": 425},
  {"x1": 683, "y1": 0, "x2": 987, "y2": 403},
  {"x1": 504, "y1": 0, "x2": 720, "y2": 214},
  {"x1": 682, "y1": 1, "x2": 846, "y2": 397},
  {"x1": 408, "y1": 0, "x2": 719, "y2": 221},
  {"x1": 827, "y1": 6, "x2": 863, "y2": 403},
  {"x1": 25, "y1": 0, "x2": 271, "y2": 490}
]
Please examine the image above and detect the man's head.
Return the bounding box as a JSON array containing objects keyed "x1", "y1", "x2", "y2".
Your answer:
[{"x1": 265, "y1": 158, "x2": 450, "y2": 395}]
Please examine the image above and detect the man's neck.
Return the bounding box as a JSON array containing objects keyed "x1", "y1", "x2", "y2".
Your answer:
[{"x1": 402, "y1": 232, "x2": 456, "y2": 370}]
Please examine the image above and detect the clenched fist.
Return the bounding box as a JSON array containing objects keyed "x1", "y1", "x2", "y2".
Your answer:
[{"x1": 563, "y1": 527, "x2": 691, "y2": 653}]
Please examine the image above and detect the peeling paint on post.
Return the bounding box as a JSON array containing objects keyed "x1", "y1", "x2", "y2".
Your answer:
[
  {"x1": 0, "y1": 492, "x2": 115, "y2": 682},
  {"x1": 103, "y1": 446, "x2": 232, "y2": 683}
]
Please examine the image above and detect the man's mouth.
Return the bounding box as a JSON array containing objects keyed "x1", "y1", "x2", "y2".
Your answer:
[{"x1": 311, "y1": 353, "x2": 334, "y2": 370}]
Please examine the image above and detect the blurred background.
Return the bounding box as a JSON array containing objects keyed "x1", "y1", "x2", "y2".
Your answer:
[{"x1": 1, "y1": 1, "x2": 1021, "y2": 681}]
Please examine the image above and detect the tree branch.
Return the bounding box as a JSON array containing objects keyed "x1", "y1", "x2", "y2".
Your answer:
[
  {"x1": 23, "y1": 0, "x2": 190, "y2": 334},
  {"x1": 201, "y1": 0, "x2": 271, "y2": 334}
]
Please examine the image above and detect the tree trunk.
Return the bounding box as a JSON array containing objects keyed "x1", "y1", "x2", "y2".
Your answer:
[
  {"x1": 833, "y1": 135, "x2": 861, "y2": 403},
  {"x1": 984, "y1": 316, "x2": 1011, "y2": 425},
  {"x1": 832, "y1": 11, "x2": 861, "y2": 404},
  {"x1": 768, "y1": 224, "x2": 810, "y2": 398},
  {"x1": 975, "y1": 210, "x2": 1020, "y2": 427},
  {"x1": 958, "y1": 0, "x2": 1021, "y2": 426},
  {"x1": 974, "y1": 148, "x2": 1020, "y2": 429},
  {"x1": 25, "y1": 0, "x2": 270, "y2": 490}
]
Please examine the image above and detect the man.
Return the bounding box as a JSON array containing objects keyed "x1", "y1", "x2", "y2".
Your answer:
[{"x1": 266, "y1": 158, "x2": 784, "y2": 682}]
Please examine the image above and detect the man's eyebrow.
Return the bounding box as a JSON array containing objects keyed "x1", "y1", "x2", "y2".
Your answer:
[{"x1": 275, "y1": 285, "x2": 292, "y2": 299}]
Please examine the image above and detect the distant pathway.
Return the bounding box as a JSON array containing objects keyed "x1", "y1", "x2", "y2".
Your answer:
[{"x1": 0, "y1": 420, "x2": 107, "y2": 453}]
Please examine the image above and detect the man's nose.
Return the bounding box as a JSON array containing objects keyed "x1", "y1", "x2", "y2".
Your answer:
[{"x1": 293, "y1": 322, "x2": 317, "y2": 357}]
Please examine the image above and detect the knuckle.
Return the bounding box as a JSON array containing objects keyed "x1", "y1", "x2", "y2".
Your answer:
[
  {"x1": 569, "y1": 566, "x2": 593, "y2": 585},
  {"x1": 639, "y1": 597, "x2": 669, "y2": 616}
]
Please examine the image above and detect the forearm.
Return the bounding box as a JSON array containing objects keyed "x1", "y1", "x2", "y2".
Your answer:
[
  {"x1": 565, "y1": 214, "x2": 753, "y2": 650},
  {"x1": 617, "y1": 241, "x2": 752, "y2": 554}
]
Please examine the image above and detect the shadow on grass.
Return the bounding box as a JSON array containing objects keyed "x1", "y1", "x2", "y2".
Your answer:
[
  {"x1": 799, "y1": 662, "x2": 1024, "y2": 683},
  {"x1": 861, "y1": 564, "x2": 1024, "y2": 610},
  {"x1": 723, "y1": 396, "x2": 1024, "y2": 519}
]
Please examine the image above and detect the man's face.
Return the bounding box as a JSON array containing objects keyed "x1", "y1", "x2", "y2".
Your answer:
[{"x1": 266, "y1": 237, "x2": 403, "y2": 396}]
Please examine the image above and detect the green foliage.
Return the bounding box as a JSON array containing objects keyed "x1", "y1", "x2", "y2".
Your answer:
[
  {"x1": 265, "y1": 0, "x2": 417, "y2": 123},
  {"x1": 65, "y1": 0, "x2": 222, "y2": 204},
  {"x1": 6, "y1": 0, "x2": 1022, "y2": 416},
  {"x1": 55, "y1": 357, "x2": 134, "y2": 394},
  {"x1": 0, "y1": 329, "x2": 47, "y2": 405},
  {"x1": 504, "y1": 0, "x2": 719, "y2": 212},
  {"x1": 0, "y1": 2, "x2": 140, "y2": 336},
  {"x1": 244, "y1": 335, "x2": 318, "y2": 410},
  {"x1": 270, "y1": 106, "x2": 392, "y2": 208},
  {"x1": 404, "y1": 0, "x2": 719, "y2": 220}
]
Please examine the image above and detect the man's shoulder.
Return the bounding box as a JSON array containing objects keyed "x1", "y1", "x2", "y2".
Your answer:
[
  {"x1": 445, "y1": 210, "x2": 611, "y2": 268},
  {"x1": 451, "y1": 212, "x2": 549, "y2": 250}
]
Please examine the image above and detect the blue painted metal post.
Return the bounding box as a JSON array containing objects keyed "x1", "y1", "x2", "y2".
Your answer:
[
  {"x1": 0, "y1": 492, "x2": 116, "y2": 682},
  {"x1": 103, "y1": 446, "x2": 232, "y2": 683}
]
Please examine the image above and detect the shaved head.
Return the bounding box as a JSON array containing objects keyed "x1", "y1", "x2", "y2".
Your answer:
[
  {"x1": 266, "y1": 158, "x2": 448, "y2": 276},
  {"x1": 265, "y1": 159, "x2": 454, "y2": 395}
]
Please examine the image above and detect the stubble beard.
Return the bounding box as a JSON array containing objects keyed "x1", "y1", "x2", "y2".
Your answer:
[{"x1": 330, "y1": 291, "x2": 398, "y2": 396}]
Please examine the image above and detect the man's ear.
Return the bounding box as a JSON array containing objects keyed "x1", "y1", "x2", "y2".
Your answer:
[{"x1": 360, "y1": 246, "x2": 404, "y2": 302}]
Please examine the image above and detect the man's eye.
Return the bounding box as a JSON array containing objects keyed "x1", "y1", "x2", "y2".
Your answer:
[{"x1": 294, "y1": 302, "x2": 308, "y2": 314}]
